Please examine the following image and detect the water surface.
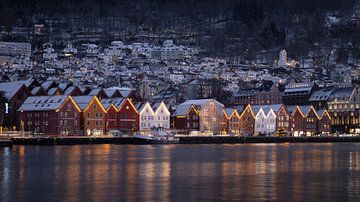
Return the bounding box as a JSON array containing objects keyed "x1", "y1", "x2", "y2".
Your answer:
[{"x1": 1, "y1": 143, "x2": 360, "y2": 201}]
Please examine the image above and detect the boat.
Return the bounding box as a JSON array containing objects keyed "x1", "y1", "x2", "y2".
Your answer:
[{"x1": 133, "y1": 128, "x2": 179, "y2": 144}]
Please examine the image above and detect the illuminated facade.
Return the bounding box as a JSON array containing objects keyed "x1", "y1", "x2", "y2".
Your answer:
[
  {"x1": 327, "y1": 86, "x2": 360, "y2": 134},
  {"x1": 18, "y1": 95, "x2": 81, "y2": 135},
  {"x1": 73, "y1": 96, "x2": 106, "y2": 136}
]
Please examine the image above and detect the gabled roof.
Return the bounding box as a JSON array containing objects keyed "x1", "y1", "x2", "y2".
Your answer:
[
  {"x1": 317, "y1": 109, "x2": 331, "y2": 119},
  {"x1": 18, "y1": 95, "x2": 69, "y2": 111},
  {"x1": 173, "y1": 104, "x2": 197, "y2": 116},
  {"x1": 88, "y1": 88, "x2": 103, "y2": 96},
  {"x1": 135, "y1": 102, "x2": 154, "y2": 114},
  {"x1": 63, "y1": 86, "x2": 81, "y2": 95},
  {"x1": 41, "y1": 80, "x2": 56, "y2": 91},
  {"x1": 239, "y1": 104, "x2": 255, "y2": 118},
  {"x1": 47, "y1": 87, "x2": 62, "y2": 96},
  {"x1": 72, "y1": 96, "x2": 96, "y2": 110},
  {"x1": 31, "y1": 86, "x2": 46, "y2": 95},
  {"x1": 100, "y1": 97, "x2": 127, "y2": 109},
  {"x1": 0, "y1": 81, "x2": 28, "y2": 100},
  {"x1": 287, "y1": 105, "x2": 297, "y2": 115},
  {"x1": 58, "y1": 83, "x2": 69, "y2": 91},
  {"x1": 104, "y1": 88, "x2": 121, "y2": 98}
]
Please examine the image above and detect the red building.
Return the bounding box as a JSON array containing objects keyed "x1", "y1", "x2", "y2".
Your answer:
[
  {"x1": 290, "y1": 106, "x2": 306, "y2": 137},
  {"x1": 0, "y1": 81, "x2": 32, "y2": 129},
  {"x1": 117, "y1": 98, "x2": 139, "y2": 131},
  {"x1": 102, "y1": 98, "x2": 139, "y2": 132},
  {"x1": 18, "y1": 95, "x2": 81, "y2": 135},
  {"x1": 172, "y1": 104, "x2": 200, "y2": 133}
]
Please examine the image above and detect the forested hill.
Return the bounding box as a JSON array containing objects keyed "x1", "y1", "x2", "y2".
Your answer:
[{"x1": 0, "y1": 0, "x2": 359, "y2": 62}]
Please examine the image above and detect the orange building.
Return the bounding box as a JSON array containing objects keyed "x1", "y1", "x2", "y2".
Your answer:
[
  {"x1": 239, "y1": 105, "x2": 255, "y2": 136},
  {"x1": 73, "y1": 96, "x2": 106, "y2": 136}
]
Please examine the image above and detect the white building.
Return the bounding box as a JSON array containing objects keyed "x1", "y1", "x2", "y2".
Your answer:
[
  {"x1": 252, "y1": 105, "x2": 282, "y2": 136},
  {"x1": 43, "y1": 47, "x2": 58, "y2": 60},
  {"x1": 0, "y1": 41, "x2": 31, "y2": 57},
  {"x1": 83, "y1": 44, "x2": 99, "y2": 55},
  {"x1": 152, "y1": 101, "x2": 170, "y2": 129},
  {"x1": 135, "y1": 102, "x2": 155, "y2": 131},
  {"x1": 278, "y1": 49, "x2": 287, "y2": 67}
]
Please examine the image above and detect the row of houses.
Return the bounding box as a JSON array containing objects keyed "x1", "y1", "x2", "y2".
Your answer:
[
  {"x1": 18, "y1": 95, "x2": 170, "y2": 136},
  {"x1": 171, "y1": 100, "x2": 331, "y2": 136},
  {"x1": 0, "y1": 79, "x2": 143, "y2": 129},
  {"x1": 17, "y1": 96, "x2": 331, "y2": 136}
]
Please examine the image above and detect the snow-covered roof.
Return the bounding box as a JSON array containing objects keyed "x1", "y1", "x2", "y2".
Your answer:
[
  {"x1": 41, "y1": 80, "x2": 56, "y2": 91},
  {"x1": 180, "y1": 99, "x2": 224, "y2": 108},
  {"x1": 329, "y1": 87, "x2": 353, "y2": 99},
  {"x1": 31, "y1": 87, "x2": 44, "y2": 95},
  {"x1": 63, "y1": 86, "x2": 77, "y2": 95},
  {"x1": 104, "y1": 88, "x2": 120, "y2": 97},
  {"x1": 47, "y1": 87, "x2": 60, "y2": 95},
  {"x1": 88, "y1": 88, "x2": 103, "y2": 96},
  {"x1": 72, "y1": 96, "x2": 95, "y2": 110},
  {"x1": 173, "y1": 104, "x2": 194, "y2": 116},
  {"x1": 298, "y1": 106, "x2": 312, "y2": 116},
  {"x1": 0, "y1": 81, "x2": 26, "y2": 99},
  {"x1": 284, "y1": 83, "x2": 313, "y2": 95},
  {"x1": 224, "y1": 108, "x2": 235, "y2": 117},
  {"x1": 100, "y1": 98, "x2": 126, "y2": 109},
  {"x1": 134, "y1": 102, "x2": 153, "y2": 113},
  {"x1": 309, "y1": 88, "x2": 334, "y2": 101},
  {"x1": 18, "y1": 95, "x2": 68, "y2": 111}
]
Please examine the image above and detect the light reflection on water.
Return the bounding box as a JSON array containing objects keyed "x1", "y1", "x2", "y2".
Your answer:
[{"x1": 0, "y1": 143, "x2": 360, "y2": 201}]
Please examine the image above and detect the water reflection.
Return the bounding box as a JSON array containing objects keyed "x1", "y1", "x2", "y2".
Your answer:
[{"x1": 0, "y1": 143, "x2": 360, "y2": 201}]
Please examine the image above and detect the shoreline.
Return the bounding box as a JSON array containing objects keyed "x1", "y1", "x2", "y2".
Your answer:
[{"x1": 6, "y1": 136, "x2": 360, "y2": 146}]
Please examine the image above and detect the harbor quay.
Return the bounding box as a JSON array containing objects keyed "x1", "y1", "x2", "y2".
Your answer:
[{"x1": 7, "y1": 135, "x2": 360, "y2": 145}]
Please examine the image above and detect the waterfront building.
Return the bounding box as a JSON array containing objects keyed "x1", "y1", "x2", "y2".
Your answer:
[
  {"x1": 327, "y1": 86, "x2": 360, "y2": 134},
  {"x1": 179, "y1": 99, "x2": 224, "y2": 134},
  {"x1": 172, "y1": 104, "x2": 200, "y2": 133},
  {"x1": 253, "y1": 105, "x2": 282, "y2": 136},
  {"x1": 317, "y1": 109, "x2": 331, "y2": 135},
  {"x1": 219, "y1": 110, "x2": 229, "y2": 134},
  {"x1": 101, "y1": 98, "x2": 121, "y2": 133},
  {"x1": 0, "y1": 81, "x2": 32, "y2": 129},
  {"x1": 276, "y1": 105, "x2": 296, "y2": 135},
  {"x1": 224, "y1": 108, "x2": 241, "y2": 135},
  {"x1": 308, "y1": 87, "x2": 333, "y2": 110},
  {"x1": 152, "y1": 101, "x2": 170, "y2": 129},
  {"x1": 18, "y1": 95, "x2": 81, "y2": 135},
  {"x1": 291, "y1": 106, "x2": 306, "y2": 136},
  {"x1": 301, "y1": 106, "x2": 319, "y2": 136},
  {"x1": 73, "y1": 96, "x2": 106, "y2": 136},
  {"x1": 135, "y1": 102, "x2": 155, "y2": 131},
  {"x1": 239, "y1": 104, "x2": 255, "y2": 136},
  {"x1": 116, "y1": 98, "x2": 139, "y2": 132}
]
